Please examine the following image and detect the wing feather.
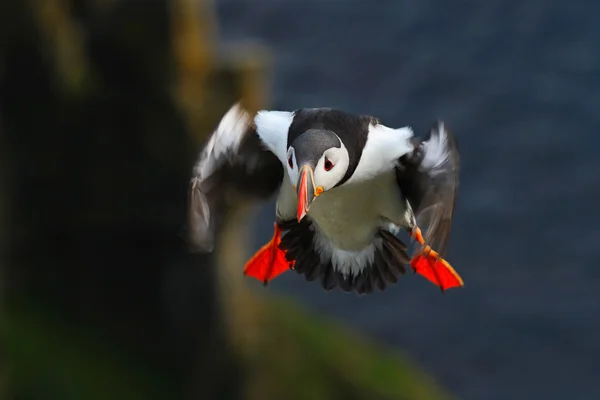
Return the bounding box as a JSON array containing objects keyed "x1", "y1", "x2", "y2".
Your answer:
[
  {"x1": 187, "y1": 103, "x2": 285, "y2": 252},
  {"x1": 396, "y1": 121, "x2": 460, "y2": 258}
]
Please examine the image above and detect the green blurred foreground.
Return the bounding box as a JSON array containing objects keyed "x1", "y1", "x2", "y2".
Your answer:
[{"x1": 4, "y1": 297, "x2": 451, "y2": 400}]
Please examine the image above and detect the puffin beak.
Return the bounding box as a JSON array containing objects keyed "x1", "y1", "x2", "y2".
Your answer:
[{"x1": 296, "y1": 165, "x2": 317, "y2": 222}]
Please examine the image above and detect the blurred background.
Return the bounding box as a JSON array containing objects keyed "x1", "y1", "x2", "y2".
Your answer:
[{"x1": 1, "y1": 0, "x2": 599, "y2": 399}]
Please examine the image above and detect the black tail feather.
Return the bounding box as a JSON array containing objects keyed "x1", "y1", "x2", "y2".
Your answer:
[
  {"x1": 320, "y1": 262, "x2": 338, "y2": 291},
  {"x1": 375, "y1": 250, "x2": 398, "y2": 284},
  {"x1": 354, "y1": 270, "x2": 372, "y2": 295},
  {"x1": 337, "y1": 270, "x2": 354, "y2": 292},
  {"x1": 277, "y1": 218, "x2": 410, "y2": 295}
]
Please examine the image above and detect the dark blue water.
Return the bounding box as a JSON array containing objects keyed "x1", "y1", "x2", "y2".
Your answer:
[{"x1": 216, "y1": 1, "x2": 600, "y2": 399}]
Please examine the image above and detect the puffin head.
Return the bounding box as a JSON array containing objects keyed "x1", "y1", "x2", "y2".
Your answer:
[{"x1": 286, "y1": 129, "x2": 350, "y2": 222}]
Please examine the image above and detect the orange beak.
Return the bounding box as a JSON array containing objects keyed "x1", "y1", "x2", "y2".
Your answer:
[{"x1": 296, "y1": 165, "x2": 317, "y2": 222}]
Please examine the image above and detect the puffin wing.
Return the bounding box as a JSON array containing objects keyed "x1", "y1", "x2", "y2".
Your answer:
[
  {"x1": 397, "y1": 121, "x2": 460, "y2": 259},
  {"x1": 187, "y1": 103, "x2": 285, "y2": 252}
]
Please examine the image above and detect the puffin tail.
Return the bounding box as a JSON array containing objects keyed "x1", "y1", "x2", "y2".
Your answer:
[
  {"x1": 243, "y1": 223, "x2": 292, "y2": 285},
  {"x1": 409, "y1": 227, "x2": 464, "y2": 292}
]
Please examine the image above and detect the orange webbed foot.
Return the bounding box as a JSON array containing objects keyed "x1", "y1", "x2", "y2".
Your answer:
[
  {"x1": 243, "y1": 223, "x2": 292, "y2": 285},
  {"x1": 409, "y1": 227, "x2": 464, "y2": 292}
]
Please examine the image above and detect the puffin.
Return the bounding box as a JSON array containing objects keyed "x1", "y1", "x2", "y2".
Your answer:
[{"x1": 187, "y1": 102, "x2": 464, "y2": 294}]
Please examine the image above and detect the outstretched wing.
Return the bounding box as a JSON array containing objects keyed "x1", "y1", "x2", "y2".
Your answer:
[
  {"x1": 396, "y1": 121, "x2": 460, "y2": 258},
  {"x1": 187, "y1": 103, "x2": 285, "y2": 252}
]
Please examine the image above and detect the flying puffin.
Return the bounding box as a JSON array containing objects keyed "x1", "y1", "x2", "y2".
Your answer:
[{"x1": 187, "y1": 102, "x2": 464, "y2": 294}]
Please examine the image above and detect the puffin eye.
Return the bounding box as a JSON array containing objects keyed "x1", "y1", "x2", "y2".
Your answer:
[
  {"x1": 288, "y1": 156, "x2": 294, "y2": 168},
  {"x1": 324, "y1": 158, "x2": 334, "y2": 171}
]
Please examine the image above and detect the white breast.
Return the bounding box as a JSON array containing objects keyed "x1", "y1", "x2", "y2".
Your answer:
[{"x1": 276, "y1": 172, "x2": 410, "y2": 277}]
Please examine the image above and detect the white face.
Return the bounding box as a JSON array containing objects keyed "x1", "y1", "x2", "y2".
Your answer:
[{"x1": 286, "y1": 142, "x2": 350, "y2": 192}]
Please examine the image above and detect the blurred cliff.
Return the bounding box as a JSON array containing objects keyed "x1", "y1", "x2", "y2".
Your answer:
[{"x1": 0, "y1": 1, "x2": 451, "y2": 399}]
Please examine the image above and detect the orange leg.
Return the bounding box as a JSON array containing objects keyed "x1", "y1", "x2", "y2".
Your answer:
[
  {"x1": 409, "y1": 227, "x2": 464, "y2": 292},
  {"x1": 243, "y1": 223, "x2": 293, "y2": 285}
]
